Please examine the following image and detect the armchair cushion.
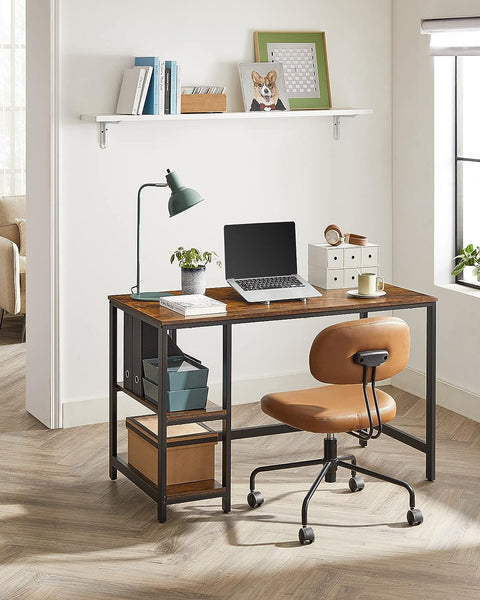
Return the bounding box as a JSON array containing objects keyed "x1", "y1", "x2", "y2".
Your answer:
[
  {"x1": 0, "y1": 235, "x2": 21, "y2": 314},
  {"x1": 15, "y1": 218, "x2": 26, "y2": 255}
]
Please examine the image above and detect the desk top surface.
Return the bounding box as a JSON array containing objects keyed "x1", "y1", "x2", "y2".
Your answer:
[{"x1": 109, "y1": 284, "x2": 437, "y2": 328}]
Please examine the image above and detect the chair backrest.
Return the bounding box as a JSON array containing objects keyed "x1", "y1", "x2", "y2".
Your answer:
[
  {"x1": 309, "y1": 316, "x2": 410, "y2": 384},
  {"x1": 0, "y1": 195, "x2": 26, "y2": 246}
]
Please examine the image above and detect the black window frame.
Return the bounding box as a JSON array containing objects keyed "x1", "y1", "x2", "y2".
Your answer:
[{"x1": 455, "y1": 56, "x2": 480, "y2": 291}]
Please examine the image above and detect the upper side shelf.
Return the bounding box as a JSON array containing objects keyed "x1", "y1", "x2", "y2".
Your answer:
[{"x1": 80, "y1": 108, "x2": 373, "y2": 148}]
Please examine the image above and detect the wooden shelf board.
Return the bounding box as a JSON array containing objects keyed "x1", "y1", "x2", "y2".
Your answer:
[
  {"x1": 116, "y1": 384, "x2": 226, "y2": 422},
  {"x1": 117, "y1": 454, "x2": 225, "y2": 503}
]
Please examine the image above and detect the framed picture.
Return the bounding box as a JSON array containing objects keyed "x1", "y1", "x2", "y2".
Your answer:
[
  {"x1": 238, "y1": 62, "x2": 290, "y2": 112},
  {"x1": 254, "y1": 31, "x2": 331, "y2": 110}
]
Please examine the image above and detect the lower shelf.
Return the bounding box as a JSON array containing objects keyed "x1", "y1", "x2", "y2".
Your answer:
[{"x1": 114, "y1": 454, "x2": 225, "y2": 505}]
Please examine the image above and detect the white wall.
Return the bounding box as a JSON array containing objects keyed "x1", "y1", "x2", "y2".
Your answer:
[
  {"x1": 28, "y1": 0, "x2": 392, "y2": 427},
  {"x1": 392, "y1": 0, "x2": 480, "y2": 422}
]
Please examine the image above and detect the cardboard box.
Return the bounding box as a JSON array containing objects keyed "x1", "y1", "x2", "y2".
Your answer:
[
  {"x1": 181, "y1": 93, "x2": 227, "y2": 113},
  {"x1": 126, "y1": 415, "x2": 217, "y2": 486}
]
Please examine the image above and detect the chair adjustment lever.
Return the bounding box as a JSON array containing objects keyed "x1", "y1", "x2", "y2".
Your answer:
[{"x1": 353, "y1": 350, "x2": 388, "y2": 368}]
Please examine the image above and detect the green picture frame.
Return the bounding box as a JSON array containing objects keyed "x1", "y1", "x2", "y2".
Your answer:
[{"x1": 254, "y1": 31, "x2": 331, "y2": 110}]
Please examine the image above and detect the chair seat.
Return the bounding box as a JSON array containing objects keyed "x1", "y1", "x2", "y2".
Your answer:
[{"x1": 261, "y1": 384, "x2": 396, "y2": 434}]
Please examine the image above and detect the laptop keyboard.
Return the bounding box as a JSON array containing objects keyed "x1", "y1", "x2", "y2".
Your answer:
[{"x1": 237, "y1": 275, "x2": 305, "y2": 291}]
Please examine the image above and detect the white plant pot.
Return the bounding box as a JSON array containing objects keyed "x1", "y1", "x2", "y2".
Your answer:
[{"x1": 181, "y1": 266, "x2": 206, "y2": 295}]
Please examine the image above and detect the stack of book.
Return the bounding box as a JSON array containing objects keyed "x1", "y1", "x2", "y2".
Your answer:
[{"x1": 116, "y1": 57, "x2": 182, "y2": 115}]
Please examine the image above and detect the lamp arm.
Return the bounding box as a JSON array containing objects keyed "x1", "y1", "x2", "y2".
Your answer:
[{"x1": 133, "y1": 183, "x2": 169, "y2": 297}]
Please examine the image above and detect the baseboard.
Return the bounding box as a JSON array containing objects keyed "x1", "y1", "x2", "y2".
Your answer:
[
  {"x1": 61, "y1": 371, "x2": 320, "y2": 428},
  {"x1": 393, "y1": 367, "x2": 480, "y2": 423}
]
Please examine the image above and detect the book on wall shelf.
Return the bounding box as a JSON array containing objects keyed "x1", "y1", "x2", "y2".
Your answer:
[
  {"x1": 159, "y1": 294, "x2": 227, "y2": 316},
  {"x1": 116, "y1": 66, "x2": 147, "y2": 115},
  {"x1": 134, "y1": 57, "x2": 159, "y2": 114}
]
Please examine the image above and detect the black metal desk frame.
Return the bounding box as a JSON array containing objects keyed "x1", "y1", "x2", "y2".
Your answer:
[{"x1": 109, "y1": 291, "x2": 436, "y2": 522}]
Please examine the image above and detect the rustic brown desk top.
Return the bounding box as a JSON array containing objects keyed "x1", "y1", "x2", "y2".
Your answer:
[{"x1": 109, "y1": 284, "x2": 437, "y2": 328}]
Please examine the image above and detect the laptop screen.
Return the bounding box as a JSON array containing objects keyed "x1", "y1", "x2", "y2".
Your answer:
[{"x1": 224, "y1": 221, "x2": 297, "y2": 279}]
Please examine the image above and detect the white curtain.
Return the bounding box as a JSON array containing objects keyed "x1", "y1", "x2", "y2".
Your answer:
[
  {"x1": 0, "y1": 0, "x2": 25, "y2": 196},
  {"x1": 421, "y1": 17, "x2": 480, "y2": 55}
]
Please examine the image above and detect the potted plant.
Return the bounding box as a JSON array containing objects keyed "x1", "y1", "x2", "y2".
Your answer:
[
  {"x1": 451, "y1": 243, "x2": 480, "y2": 282},
  {"x1": 170, "y1": 246, "x2": 222, "y2": 294}
]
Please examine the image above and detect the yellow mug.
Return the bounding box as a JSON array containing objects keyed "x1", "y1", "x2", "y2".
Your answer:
[{"x1": 358, "y1": 273, "x2": 384, "y2": 296}]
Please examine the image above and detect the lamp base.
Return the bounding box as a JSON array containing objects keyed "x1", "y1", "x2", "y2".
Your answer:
[{"x1": 130, "y1": 291, "x2": 173, "y2": 301}]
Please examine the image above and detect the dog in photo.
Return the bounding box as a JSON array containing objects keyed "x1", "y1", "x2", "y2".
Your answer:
[{"x1": 249, "y1": 70, "x2": 287, "y2": 112}]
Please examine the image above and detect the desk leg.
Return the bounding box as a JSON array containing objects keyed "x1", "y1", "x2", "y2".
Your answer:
[
  {"x1": 109, "y1": 304, "x2": 117, "y2": 480},
  {"x1": 157, "y1": 328, "x2": 168, "y2": 522},
  {"x1": 222, "y1": 324, "x2": 232, "y2": 513},
  {"x1": 426, "y1": 303, "x2": 436, "y2": 481}
]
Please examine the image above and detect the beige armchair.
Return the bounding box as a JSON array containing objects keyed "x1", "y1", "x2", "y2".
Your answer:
[{"x1": 0, "y1": 195, "x2": 26, "y2": 341}]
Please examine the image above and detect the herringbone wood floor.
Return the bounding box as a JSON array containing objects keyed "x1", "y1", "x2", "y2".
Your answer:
[{"x1": 1, "y1": 316, "x2": 480, "y2": 599}]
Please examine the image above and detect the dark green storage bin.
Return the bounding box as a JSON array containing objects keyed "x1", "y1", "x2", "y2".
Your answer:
[
  {"x1": 143, "y1": 378, "x2": 208, "y2": 411},
  {"x1": 143, "y1": 356, "x2": 208, "y2": 390}
]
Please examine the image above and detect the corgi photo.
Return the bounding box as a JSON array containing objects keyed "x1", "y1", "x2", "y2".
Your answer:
[
  {"x1": 239, "y1": 62, "x2": 290, "y2": 113},
  {"x1": 250, "y1": 70, "x2": 287, "y2": 111}
]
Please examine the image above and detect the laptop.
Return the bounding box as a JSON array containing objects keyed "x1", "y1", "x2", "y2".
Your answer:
[{"x1": 224, "y1": 221, "x2": 322, "y2": 303}]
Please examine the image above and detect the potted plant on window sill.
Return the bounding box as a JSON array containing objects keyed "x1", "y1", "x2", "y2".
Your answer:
[
  {"x1": 170, "y1": 247, "x2": 222, "y2": 295},
  {"x1": 451, "y1": 243, "x2": 480, "y2": 282}
]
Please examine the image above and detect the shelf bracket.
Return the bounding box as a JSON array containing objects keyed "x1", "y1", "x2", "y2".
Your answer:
[
  {"x1": 99, "y1": 121, "x2": 120, "y2": 149},
  {"x1": 333, "y1": 116, "x2": 341, "y2": 140}
]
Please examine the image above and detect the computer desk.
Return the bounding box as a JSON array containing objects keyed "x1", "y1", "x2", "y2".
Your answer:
[{"x1": 109, "y1": 283, "x2": 437, "y2": 522}]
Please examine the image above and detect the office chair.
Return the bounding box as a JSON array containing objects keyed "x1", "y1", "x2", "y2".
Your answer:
[{"x1": 247, "y1": 316, "x2": 423, "y2": 545}]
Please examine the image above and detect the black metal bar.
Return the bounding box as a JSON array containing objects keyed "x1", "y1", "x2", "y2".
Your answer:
[
  {"x1": 426, "y1": 303, "x2": 437, "y2": 481},
  {"x1": 113, "y1": 456, "x2": 157, "y2": 501},
  {"x1": 109, "y1": 303, "x2": 117, "y2": 480},
  {"x1": 166, "y1": 489, "x2": 226, "y2": 505},
  {"x1": 249, "y1": 458, "x2": 326, "y2": 491},
  {"x1": 381, "y1": 423, "x2": 427, "y2": 452},
  {"x1": 336, "y1": 460, "x2": 416, "y2": 508},
  {"x1": 359, "y1": 311, "x2": 368, "y2": 319},
  {"x1": 222, "y1": 324, "x2": 232, "y2": 513},
  {"x1": 157, "y1": 327, "x2": 168, "y2": 522},
  {"x1": 231, "y1": 423, "x2": 299, "y2": 440},
  {"x1": 301, "y1": 462, "x2": 334, "y2": 526}
]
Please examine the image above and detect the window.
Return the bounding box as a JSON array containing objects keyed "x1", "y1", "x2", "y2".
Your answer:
[
  {"x1": 422, "y1": 17, "x2": 480, "y2": 290},
  {"x1": 456, "y1": 56, "x2": 480, "y2": 288},
  {"x1": 0, "y1": 0, "x2": 26, "y2": 196}
]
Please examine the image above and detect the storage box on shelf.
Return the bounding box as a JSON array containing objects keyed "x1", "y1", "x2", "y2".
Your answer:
[
  {"x1": 181, "y1": 93, "x2": 227, "y2": 114},
  {"x1": 126, "y1": 416, "x2": 218, "y2": 486},
  {"x1": 142, "y1": 355, "x2": 209, "y2": 411},
  {"x1": 308, "y1": 242, "x2": 379, "y2": 289}
]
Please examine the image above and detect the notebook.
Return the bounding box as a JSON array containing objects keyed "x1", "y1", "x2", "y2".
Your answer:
[{"x1": 224, "y1": 221, "x2": 322, "y2": 303}]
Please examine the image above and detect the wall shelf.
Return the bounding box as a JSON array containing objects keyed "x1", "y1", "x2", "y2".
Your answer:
[{"x1": 80, "y1": 108, "x2": 373, "y2": 148}]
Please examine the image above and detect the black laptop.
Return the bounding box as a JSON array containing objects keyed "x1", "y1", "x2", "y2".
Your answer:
[{"x1": 224, "y1": 221, "x2": 322, "y2": 303}]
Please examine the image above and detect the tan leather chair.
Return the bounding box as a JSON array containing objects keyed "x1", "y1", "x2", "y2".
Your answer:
[
  {"x1": 247, "y1": 316, "x2": 423, "y2": 545},
  {"x1": 0, "y1": 195, "x2": 26, "y2": 341}
]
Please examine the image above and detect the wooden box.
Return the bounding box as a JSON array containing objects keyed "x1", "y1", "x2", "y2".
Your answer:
[
  {"x1": 181, "y1": 94, "x2": 227, "y2": 114},
  {"x1": 126, "y1": 415, "x2": 217, "y2": 486}
]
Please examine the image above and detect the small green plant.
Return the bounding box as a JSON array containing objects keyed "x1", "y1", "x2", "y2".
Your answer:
[
  {"x1": 170, "y1": 246, "x2": 222, "y2": 270},
  {"x1": 451, "y1": 243, "x2": 480, "y2": 282}
]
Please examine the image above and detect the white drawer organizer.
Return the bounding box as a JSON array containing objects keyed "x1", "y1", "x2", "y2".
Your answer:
[{"x1": 308, "y1": 242, "x2": 379, "y2": 289}]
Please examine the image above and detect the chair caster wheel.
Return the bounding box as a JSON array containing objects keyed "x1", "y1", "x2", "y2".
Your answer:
[
  {"x1": 359, "y1": 439, "x2": 368, "y2": 448},
  {"x1": 298, "y1": 526, "x2": 315, "y2": 545},
  {"x1": 407, "y1": 508, "x2": 423, "y2": 526},
  {"x1": 349, "y1": 476, "x2": 365, "y2": 492},
  {"x1": 247, "y1": 490, "x2": 264, "y2": 508}
]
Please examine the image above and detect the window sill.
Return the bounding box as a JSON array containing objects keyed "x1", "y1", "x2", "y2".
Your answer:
[{"x1": 436, "y1": 282, "x2": 480, "y2": 298}]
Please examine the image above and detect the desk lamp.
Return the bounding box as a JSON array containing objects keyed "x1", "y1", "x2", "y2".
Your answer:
[{"x1": 130, "y1": 169, "x2": 203, "y2": 301}]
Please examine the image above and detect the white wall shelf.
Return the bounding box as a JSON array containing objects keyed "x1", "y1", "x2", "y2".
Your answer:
[{"x1": 80, "y1": 108, "x2": 373, "y2": 148}]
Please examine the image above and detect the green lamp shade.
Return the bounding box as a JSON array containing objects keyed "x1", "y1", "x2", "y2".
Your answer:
[{"x1": 166, "y1": 170, "x2": 204, "y2": 216}]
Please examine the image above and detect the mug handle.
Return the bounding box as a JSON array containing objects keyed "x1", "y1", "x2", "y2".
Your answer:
[{"x1": 376, "y1": 276, "x2": 385, "y2": 291}]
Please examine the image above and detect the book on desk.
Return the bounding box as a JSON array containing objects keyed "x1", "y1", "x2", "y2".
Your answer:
[{"x1": 159, "y1": 294, "x2": 227, "y2": 316}]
